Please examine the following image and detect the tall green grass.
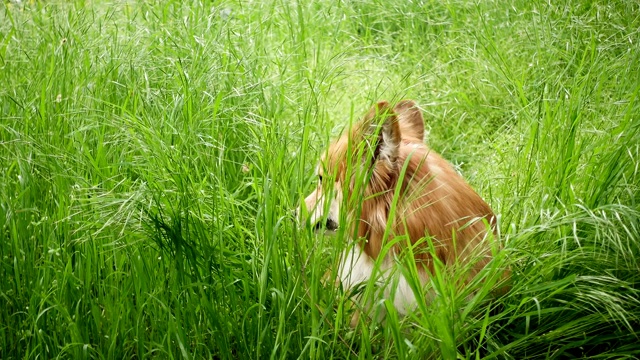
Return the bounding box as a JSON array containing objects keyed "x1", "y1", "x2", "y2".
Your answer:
[{"x1": 1, "y1": 0, "x2": 638, "y2": 358}]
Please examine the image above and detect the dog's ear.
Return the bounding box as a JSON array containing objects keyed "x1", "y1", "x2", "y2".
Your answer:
[
  {"x1": 394, "y1": 100, "x2": 424, "y2": 141},
  {"x1": 361, "y1": 101, "x2": 400, "y2": 164}
]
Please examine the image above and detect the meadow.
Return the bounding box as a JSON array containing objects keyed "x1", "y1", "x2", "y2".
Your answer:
[{"x1": 1, "y1": 0, "x2": 639, "y2": 358}]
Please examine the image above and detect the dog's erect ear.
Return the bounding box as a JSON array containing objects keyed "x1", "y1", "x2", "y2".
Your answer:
[
  {"x1": 394, "y1": 100, "x2": 424, "y2": 141},
  {"x1": 361, "y1": 101, "x2": 400, "y2": 164}
]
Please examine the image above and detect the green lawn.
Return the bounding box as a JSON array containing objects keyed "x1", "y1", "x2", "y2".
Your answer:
[{"x1": 1, "y1": 0, "x2": 639, "y2": 358}]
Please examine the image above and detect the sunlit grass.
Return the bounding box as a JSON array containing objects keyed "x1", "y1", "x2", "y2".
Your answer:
[{"x1": 1, "y1": 0, "x2": 639, "y2": 358}]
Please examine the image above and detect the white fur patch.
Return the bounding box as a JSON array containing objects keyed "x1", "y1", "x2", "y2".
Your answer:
[{"x1": 338, "y1": 244, "x2": 429, "y2": 316}]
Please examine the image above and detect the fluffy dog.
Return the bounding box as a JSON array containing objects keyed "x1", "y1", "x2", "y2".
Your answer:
[{"x1": 300, "y1": 100, "x2": 503, "y2": 324}]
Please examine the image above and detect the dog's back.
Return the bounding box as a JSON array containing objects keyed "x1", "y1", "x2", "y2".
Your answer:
[{"x1": 356, "y1": 100, "x2": 496, "y2": 278}]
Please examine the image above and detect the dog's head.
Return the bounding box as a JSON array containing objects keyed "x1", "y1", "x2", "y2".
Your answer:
[{"x1": 298, "y1": 100, "x2": 425, "y2": 234}]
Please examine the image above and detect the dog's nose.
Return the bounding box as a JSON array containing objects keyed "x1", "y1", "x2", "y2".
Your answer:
[
  {"x1": 326, "y1": 219, "x2": 339, "y2": 231},
  {"x1": 314, "y1": 218, "x2": 339, "y2": 231}
]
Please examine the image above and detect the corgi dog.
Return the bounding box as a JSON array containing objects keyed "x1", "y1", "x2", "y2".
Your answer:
[{"x1": 299, "y1": 100, "x2": 504, "y2": 325}]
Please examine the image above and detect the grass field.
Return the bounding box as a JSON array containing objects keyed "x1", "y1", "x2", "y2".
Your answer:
[{"x1": 1, "y1": 0, "x2": 639, "y2": 358}]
